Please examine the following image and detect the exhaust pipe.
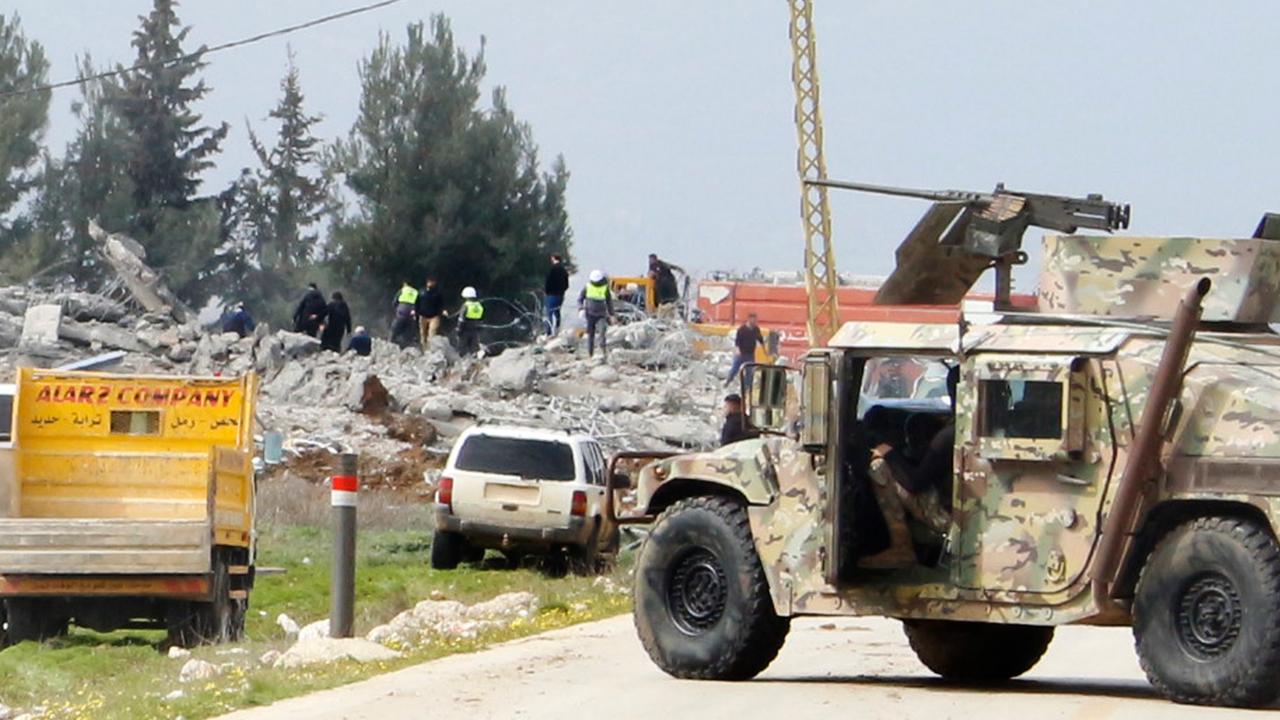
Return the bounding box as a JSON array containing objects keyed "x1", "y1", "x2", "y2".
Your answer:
[{"x1": 1090, "y1": 277, "x2": 1210, "y2": 608}]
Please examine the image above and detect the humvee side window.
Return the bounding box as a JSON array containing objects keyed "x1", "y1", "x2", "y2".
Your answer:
[
  {"x1": 972, "y1": 359, "x2": 1087, "y2": 462},
  {"x1": 978, "y1": 379, "x2": 1063, "y2": 440}
]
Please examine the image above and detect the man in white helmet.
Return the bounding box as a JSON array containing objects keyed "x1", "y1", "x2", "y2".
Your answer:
[
  {"x1": 578, "y1": 270, "x2": 613, "y2": 359},
  {"x1": 457, "y1": 286, "x2": 484, "y2": 356}
]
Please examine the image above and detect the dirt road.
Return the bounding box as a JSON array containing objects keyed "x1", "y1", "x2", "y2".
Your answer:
[{"x1": 220, "y1": 615, "x2": 1260, "y2": 720}]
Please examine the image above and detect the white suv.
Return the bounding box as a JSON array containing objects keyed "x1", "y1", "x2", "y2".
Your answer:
[{"x1": 432, "y1": 425, "x2": 620, "y2": 572}]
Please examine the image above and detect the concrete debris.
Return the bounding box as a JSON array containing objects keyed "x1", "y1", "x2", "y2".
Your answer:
[
  {"x1": 88, "y1": 219, "x2": 192, "y2": 323},
  {"x1": 273, "y1": 636, "x2": 401, "y2": 670},
  {"x1": 486, "y1": 347, "x2": 539, "y2": 393},
  {"x1": 365, "y1": 592, "x2": 539, "y2": 650},
  {"x1": 167, "y1": 646, "x2": 191, "y2": 659},
  {"x1": 178, "y1": 659, "x2": 220, "y2": 683},
  {"x1": 259, "y1": 650, "x2": 282, "y2": 667},
  {"x1": 276, "y1": 613, "x2": 300, "y2": 639},
  {"x1": 0, "y1": 704, "x2": 11, "y2": 720},
  {"x1": 162, "y1": 690, "x2": 185, "y2": 702},
  {"x1": 297, "y1": 618, "x2": 330, "y2": 643},
  {"x1": 0, "y1": 277, "x2": 736, "y2": 497}
]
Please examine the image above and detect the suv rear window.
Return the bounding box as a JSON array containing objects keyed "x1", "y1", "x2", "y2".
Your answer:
[{"x1": 455, "y1": 435, "x2": 576, "y2": 480}]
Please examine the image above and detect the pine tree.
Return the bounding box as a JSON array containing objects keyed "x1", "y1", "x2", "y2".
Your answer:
[
  {"x1": 329, "y1": 16, "x2": 573, "y2": 316},
  {"x1": 248, "y1": 53, "x2": 329, "y2": 270},
  {"x1": 0, "y1": 12, "x2": 51, "y2": 254},
  {"x1": 111, "y1": 0, "x2": 228, "y2": 222}
]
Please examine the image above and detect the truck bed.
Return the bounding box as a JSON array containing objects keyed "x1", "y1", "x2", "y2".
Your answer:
[{"x1": 0, "y1": 518, "x2": 212, "y2": 574}]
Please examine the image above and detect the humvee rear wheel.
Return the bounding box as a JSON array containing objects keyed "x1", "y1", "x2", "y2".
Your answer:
[
  {"x1": 1133, "y1": 516, "x2": 1280, "y2": 707},
  {"x1": 634, "y1": 496, "x2": 789, "y2": 680},
  {"x1": 903, "y1": 620, "x2": 1053, "y2": 682}
]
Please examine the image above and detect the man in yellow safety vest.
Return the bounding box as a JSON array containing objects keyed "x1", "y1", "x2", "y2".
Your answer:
[
  {"x1": 458, "y1": 286, "x2": 484, "y2": 356},
  {"x1": 578, "y1": 270, "x2": 613, "y2": 359},
  {"x1": 390, "y1": 280, "x2": 419, "y2": 348}
]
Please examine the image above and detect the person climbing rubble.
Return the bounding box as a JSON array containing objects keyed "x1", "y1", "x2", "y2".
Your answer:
[
  {"x1": 647, "y1": 253, "x2": 685, "y2": 307},
  {"x1": 416, "y1": 277, "x2": 446, "y2": 348},
  {"x1": 579, "y1": 270, "x2": 614, "y2": 359},
  {"x1": 725, "y1": 313, "x2": 764, "y2": 387},
  {"x1": 320, "y1": 291, "x2": 352, "y2": 353},
  {"x1": 292, "y1": 283, "x2": 326, "y2": 337},
  {"x1": 390, "y1": 280, "x2": 419, "y2": 348},
  {"x1": 458, "y1": 286, "x2": 485, "y2": 357},
  {"x1": 222, "y1": 302, "x2": 256, "y2": 338},
  {"x1": 544, "y1": 254, "x2": 569, "y2": 335},
  {"x1": 347, "y1": 326, "x2": 372, "y2": 356}
]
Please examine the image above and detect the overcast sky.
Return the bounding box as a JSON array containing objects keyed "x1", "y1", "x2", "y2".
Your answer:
[{"x1": 10, "y1": 1, "x2": 1280, "y2": 292}]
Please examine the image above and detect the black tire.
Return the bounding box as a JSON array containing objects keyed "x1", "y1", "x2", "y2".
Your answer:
[
  {"x1": 904, "y1": 620, "x2": 1053, "y2": 682},
  {"x1": 463, "y1": 544, "x2": 486, "y2": 564},
  {"x1": 634, "y1": 496, "x2": 790, "y2": 680},
  {"x1": 1133, "y1": 516, "x2": 1280, "y2": 707},
  {"x1": 168, "y1": 559, "x2": 242, "y2": 647},
  {"x1": 4, "y1": 598, "x2": 69, "y2": 644},
  {"x1": 431, "y1": 530, "x2": 464, "y2": 570},
  {"x1": 0, "y1": 599, "x2": 8, "y2": 647}
]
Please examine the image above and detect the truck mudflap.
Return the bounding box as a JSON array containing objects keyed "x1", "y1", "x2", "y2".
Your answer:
[{"x1": 0, "y1": 573, "x2": 211, "y2": 599}]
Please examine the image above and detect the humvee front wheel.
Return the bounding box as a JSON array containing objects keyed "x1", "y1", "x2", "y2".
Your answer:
[
  {"x1": 634, "y1": 496, "x2": 789, "y2": 680},
  {"x1": 904, "y1": 620, "x2": 1053, "y2": 682},
  {"x1": 1134, "y1": 516, "x2": 1280, "y2": 707}
]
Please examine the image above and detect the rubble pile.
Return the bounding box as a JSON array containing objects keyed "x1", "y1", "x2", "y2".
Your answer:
[{"x1": 0, "y1": 269, "x2": 734, "y2": 490}]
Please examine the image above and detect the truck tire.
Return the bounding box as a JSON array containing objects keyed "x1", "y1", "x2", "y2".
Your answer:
[
  {"x1": 904, "y1": 620, "x2": 1053, "y2": 682},
  {"x1": 431, "y1": 531, "x2": 465, "y2": 570},
  {"x1": 4, "y1": 599, "x2": 68, "y2": 644},
  {"x1": 1133, "y1": 516, "x2": 1280, "y2": 707},
  {"x1": 169, "y1": 560, "x2": 242, "y2": 647},
  {"x1": 634, "y1": 496, "x2": 789, "y2": 680}
]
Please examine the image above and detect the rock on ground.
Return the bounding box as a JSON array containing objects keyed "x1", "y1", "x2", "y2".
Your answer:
[
  {"x1": 179, "y1": 659, "x2": 220, "y2": 683},
  {"x1": 273, "y1": 637, "x2": 402, "y2": 670},
  {"x1": 297, "y1": 618, "x2": 330, "y2": 642}
]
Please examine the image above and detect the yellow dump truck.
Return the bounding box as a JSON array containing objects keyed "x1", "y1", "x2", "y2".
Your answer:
[{"x1": 0, "y1": 369, "x2": 258, "y2": 647}]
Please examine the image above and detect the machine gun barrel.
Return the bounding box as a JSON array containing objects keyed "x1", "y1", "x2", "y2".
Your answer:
[{"x1": 806, "y1": 177, "x2": 1131, "y2": 233}]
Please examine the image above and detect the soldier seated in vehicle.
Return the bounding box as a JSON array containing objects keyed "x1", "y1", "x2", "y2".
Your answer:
[{"x1": 860, "y1": 367, "x2": 958, "y2": 568}]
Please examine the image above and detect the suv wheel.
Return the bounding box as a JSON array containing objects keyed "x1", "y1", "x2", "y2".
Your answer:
[
  {"x1": 431, "y1": 531, "x2": 465, "y2": 570},
  {"x1": 904, "y1": 620, "x2": 1053, "y2": 682},
  {"x1": 634, "y1": 496, "x2": 789, "y2": 680},
  {"x1": 1134, "y1": 516, "x2": 1280, "y2": 707}
]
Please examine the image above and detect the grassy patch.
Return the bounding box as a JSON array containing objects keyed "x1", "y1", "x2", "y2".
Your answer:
[{"x1": 0, "y1": 525, "x2": 633, "y2": 720}]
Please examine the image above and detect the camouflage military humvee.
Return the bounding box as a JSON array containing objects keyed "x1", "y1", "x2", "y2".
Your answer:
[{"x1": 627, "y1": 232, "x2": 1280, "y2": 707}]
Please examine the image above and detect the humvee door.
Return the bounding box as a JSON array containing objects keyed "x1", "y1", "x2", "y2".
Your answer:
[{"x1": 953, "y1": 355, "x2": 1117, "y2": 595}]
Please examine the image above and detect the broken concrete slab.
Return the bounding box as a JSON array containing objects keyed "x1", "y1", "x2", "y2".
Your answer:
[
  {"x1": 21, "y1": 304, "x2": 61, "y2": 345},
  {"x1": 486, "y1": 349, "x2": 538, "y2": 393},
  {"x1": 88, "y1": 219, "x2": 193, "y2": 323}
]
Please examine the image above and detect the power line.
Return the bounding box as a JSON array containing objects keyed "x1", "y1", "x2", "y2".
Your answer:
[{"x1": 0, "y1": 0, "x2": 403, "y2": 101}]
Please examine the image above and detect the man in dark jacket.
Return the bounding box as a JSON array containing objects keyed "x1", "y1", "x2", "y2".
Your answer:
[
  {"x1": 293, "y1": 283, "x2": 326, "y2": 337},
  {"x1": 544, "y1": 254, "x2": 570, "y2": 334},
  {"x1": 726, "y1": 313, "x2": 765, "y2": 387},
  {"x1": 415, "y1": 277, "x2": 445, "y2": 350},
  {"x1": 222, "y1": 302, "x2": 255, "y2": 338},
  {"x1": 347, "y1": 326, "x2": 372, "y2": 357},
  {"x1": 320, "y1": 292, "x2": 352, "y2": 353},
  {"x1": 648, "y1": 253, "x2": 685, "y2": 307},
  {"x1": 720, "y1": 394, "x2": 757, "y2": 446}
]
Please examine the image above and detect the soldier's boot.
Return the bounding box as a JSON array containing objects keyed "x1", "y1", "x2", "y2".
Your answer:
[
  {"x1": 860, "y1": 454, "x2": 917, "y2": 569},
  {"x1": 897, "y1": 486, "x2": 951, "y2": 535}
]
